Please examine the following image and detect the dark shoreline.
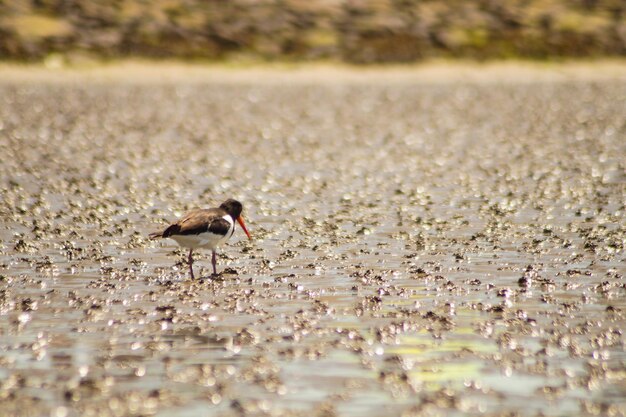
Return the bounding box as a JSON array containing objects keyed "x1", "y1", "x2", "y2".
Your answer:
[{"x1": 1, "y1": 0, "x2": 625, "y2": 62}]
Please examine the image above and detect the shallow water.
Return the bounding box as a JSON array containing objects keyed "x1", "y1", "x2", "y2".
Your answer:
[{"x1": 0, "y1": 69, "x2": 625, "y2": 417}]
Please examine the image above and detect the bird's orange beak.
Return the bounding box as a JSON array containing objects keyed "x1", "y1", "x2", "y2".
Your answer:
[{"x1": 237, "y1": 216, "x2": 251, "y2": 239}]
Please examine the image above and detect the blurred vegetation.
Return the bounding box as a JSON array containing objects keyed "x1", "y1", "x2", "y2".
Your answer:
[{"x1": 0, "y1": 0, "x2": 624, "y2": 62}]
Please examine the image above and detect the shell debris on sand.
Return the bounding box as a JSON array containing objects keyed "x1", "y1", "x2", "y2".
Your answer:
[{"x1": 0, "y1": 64, "x2": 625, "y2": 417}]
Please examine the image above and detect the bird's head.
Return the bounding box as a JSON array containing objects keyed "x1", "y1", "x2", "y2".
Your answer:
[{"x1": 220, "y1": 199, "x2": 251, "y2": 239}]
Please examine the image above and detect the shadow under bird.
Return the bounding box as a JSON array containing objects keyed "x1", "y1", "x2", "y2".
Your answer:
[{"x1": 149, "y1": 198, "x2": 251, "y2": 278}]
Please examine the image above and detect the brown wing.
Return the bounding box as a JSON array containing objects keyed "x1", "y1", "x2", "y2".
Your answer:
[{"x1": 158, "y1": 208, "x2": 230, "y2": 237}]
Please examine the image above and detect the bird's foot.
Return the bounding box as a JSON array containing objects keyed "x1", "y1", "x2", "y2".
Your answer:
[{"x1": 204, "y1": 271, "x2": 224, "y2": 281}]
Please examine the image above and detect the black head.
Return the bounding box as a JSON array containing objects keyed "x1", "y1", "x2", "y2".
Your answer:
[{"x1": 220, "y1": 198, "x2": 243, "y2": 219}]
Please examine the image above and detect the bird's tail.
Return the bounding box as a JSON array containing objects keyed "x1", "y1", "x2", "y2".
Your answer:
[{"x1": 149, "y1": 232, "x2": 163, "y2": 240}]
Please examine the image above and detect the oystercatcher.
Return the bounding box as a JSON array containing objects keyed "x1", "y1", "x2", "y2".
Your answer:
[{"x1": 149, "y1": 199, "x2": 251, "y2": 278}]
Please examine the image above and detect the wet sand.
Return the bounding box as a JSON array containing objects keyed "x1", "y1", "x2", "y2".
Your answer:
[{"x1": 0, "y1": 63, "x2": 625, "y2": 417}]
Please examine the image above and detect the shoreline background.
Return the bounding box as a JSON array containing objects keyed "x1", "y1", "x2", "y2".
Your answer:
[{"x1": 1, "y1": 0, "x2": 624, "y2": 62}]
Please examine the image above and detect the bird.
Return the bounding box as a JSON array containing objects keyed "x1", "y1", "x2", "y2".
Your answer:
[{"x1": 149, "y1": 198, "x2": 251, "y2": 279}]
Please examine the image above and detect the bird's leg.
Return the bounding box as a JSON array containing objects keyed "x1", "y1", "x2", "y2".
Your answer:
[
  {"x1": 188, "y1": 249, "x2": 195, "y2": 279},
  {"x1": 212, "y1": 250, "x2": 217, "y2": 276}
]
